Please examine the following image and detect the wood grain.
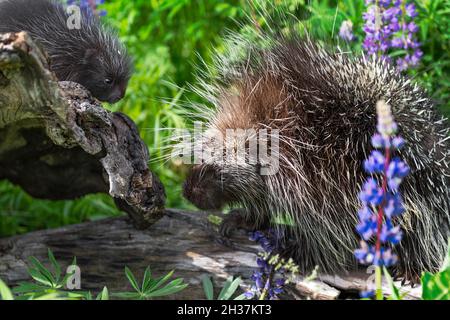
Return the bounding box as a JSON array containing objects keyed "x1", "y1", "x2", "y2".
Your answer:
[{"x1": 0, "y1": 209, "x2": 421, "y2": 300}]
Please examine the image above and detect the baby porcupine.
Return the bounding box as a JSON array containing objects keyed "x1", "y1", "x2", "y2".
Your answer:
[
  {"x1": 182, "y1": 32, "x2": 450, "y2": 280},
  {"x1": 0, "y1": 0, "x2": 132, "y2": 103}
]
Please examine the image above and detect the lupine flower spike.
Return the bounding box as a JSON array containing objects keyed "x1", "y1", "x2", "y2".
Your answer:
[
  {"x1": 339, "y1": 20, "x2": 356, "y2": 42},
  {"x1": 363, "y1": 0, "x2": 422, "y2": 71},
  {"x1": 355, "y1": 100, "x2": 410, "y2": 299},
  {"x1": 245, "y1": 230, "x2": 299, "y2": 300}
]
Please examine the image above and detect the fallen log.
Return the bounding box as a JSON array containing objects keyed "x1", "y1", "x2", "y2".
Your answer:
[
  {"x1": 0, "y1": 209, "x2": 421, "y2": 300},
  {"x1": 0, "y1": 32, "x2": 165, "y2": 229}
]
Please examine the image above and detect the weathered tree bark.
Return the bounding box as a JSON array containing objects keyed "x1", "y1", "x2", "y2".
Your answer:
[
  {"x1": 0, "y1": 32, "x2": 165, "y2": 229},
  {"x1": 0, "y1": 209, "x2": 421, "y2": 300}
]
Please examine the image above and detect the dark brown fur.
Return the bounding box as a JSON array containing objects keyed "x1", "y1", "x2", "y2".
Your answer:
[{"x1": 0, "y1": 0, "x2": 132, "y2": 103}]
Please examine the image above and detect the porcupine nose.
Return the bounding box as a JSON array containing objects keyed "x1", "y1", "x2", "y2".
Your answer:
[{"x1": 108, "y1": 86, "x2": 126, "y2": 103}]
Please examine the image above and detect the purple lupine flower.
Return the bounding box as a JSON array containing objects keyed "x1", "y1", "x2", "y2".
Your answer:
[
  {"x1": 245, "y1": 229, "x2": 298, "y2": 300},
  {"x1": 355, "y1": 100, "x2": 409, "y2": 297},
  {"x1": 66, "y1": 0, "x2": 106, "y2": 16},
  {"x1": 359, "y1": 178, "x2": 384, "y2": 205},
  {"x1": 405, "y1": 3, "x2": 418, "y2": 17},
  {"x1": 339, "y1": 20, "x2": 355, "y2": 41},
  {"x1": 364, "y1": 150, "x2": 386, "y2": 174},
  {"x1": 362, "y1": 0, "x2": 422, "y2": 71},
  {"x1": 360, "y1": 290, "x2": 376, "y2": 299}
]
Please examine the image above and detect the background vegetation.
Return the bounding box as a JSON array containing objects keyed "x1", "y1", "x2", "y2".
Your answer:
[{"x1": 0, "y1": 0, "x2": 448, "y2": 237}]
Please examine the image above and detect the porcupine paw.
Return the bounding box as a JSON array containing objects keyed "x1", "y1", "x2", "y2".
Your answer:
[{"x1": 218, "y1": 208, "x2": 268, "y2": 238}]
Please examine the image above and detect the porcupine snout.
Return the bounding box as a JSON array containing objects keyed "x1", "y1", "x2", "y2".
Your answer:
[
  {"x1": 107, "y1": 84, "x2": 127, "y2": 104},
  {"x1": 183, "y1": 164, "x2": 230, "y2": 210}
]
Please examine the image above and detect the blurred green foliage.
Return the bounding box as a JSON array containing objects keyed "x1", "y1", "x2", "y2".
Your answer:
[{"x1": 0, "y1": 0, "x2": 448, "y2": 237}]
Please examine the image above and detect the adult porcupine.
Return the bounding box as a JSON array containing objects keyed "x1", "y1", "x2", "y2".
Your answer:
[
  {"x1": 0, "y1": 0, "x2": 132, "y2": 103},
  {"x1": 182, "y1": 31, "x2": 450, "y2": 280}
]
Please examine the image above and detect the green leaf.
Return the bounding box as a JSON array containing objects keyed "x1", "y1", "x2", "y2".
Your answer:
[
  {"x1": 96, "y1": 287, "x2": 109, "y2": 300},
  {"x1": 146, "y1": 279, "x2": 188, "y2": 298},
  {"x1": 66, "y1": 291, "x2": 91, "y2": 300},
  {"x1": 0, "y1": 279, "x2": 14, "y2": 300},
  {"x1": 221, "y1": 277, "x2": 242, "y2": 300},
  {"x1": 33, "y1": 293, "x2": 62, "y2": 300},
  {"x1": 233, "y1": 293, "x2": 247, "y2": 300},
  {"x1": 146, "y1": 270, "x2": 174, "y2": 293},
  {"x1": 217, "y1": 276, "x2": 233, "y2": 300},
  {"x1": 421, "y1": 269, "x2": 450, "y2": 300},
  {"x1": 124, "y1": 267, "x2": 140, "y2": 293},
  {"x1": 142, "y1": 267, "x2": 152, "y2": 292},
  {"x1": 12, "y1": 282, "x2": 49, "y2": 294},
  {"x1": 28, "y1": 256, "x2": 55, "y2": 286},
  {"x1": 207, "y1": 214, "x2": 223, "y2": 226},
  {"x1": 383, "y1": 267, "x2": 401, "y2": 300},
  {"x1": 27, "y1": 268, "x2": 53, "y2": 287},
  {"x1": 202, "y1": 275, "x2": 214, "y2": 300},
  {"x1": 47, "y1": 249, "x2": 61, "y2": 282}
]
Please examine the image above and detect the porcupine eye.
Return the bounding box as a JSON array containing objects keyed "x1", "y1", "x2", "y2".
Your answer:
[{"x1": 104, "y1": 78, "x2": 112, "y2": 85}]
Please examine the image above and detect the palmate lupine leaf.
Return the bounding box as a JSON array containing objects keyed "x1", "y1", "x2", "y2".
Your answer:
[
  {"x1": 28, "y1": 256, "x2": 56, "y2": 287},
  {"x1": 12, "y1": 249, "x2": 84, "y2": 300},
  {"x1": 115, "y1": 267, "x2": 187, "y2": 299}
]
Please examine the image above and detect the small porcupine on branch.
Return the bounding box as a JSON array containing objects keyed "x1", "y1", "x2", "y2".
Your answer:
[
  {"x1": 182, "y1": 25, "x2": 450, "y2": 280},
  {"x1": 0, "y1": 0, "x2": 132, "y2": 103}
]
